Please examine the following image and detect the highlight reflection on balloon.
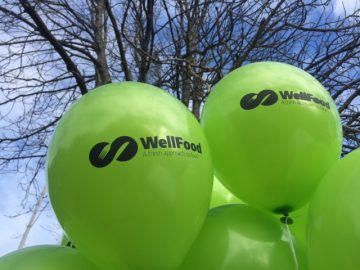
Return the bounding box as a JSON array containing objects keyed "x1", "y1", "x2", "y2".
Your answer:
[{"x1": 210, "y1": 176, "x2": 242, "y2": 208}]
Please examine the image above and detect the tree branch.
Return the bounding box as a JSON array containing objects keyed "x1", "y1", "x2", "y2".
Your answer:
[{"x1": 19, "y1": 0, "x2": 88, "y2": 95}]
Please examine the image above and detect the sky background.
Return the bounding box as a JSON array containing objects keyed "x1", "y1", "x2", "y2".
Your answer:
[
  {"x1": 0, "y1": 173, "x2": 62, "y2": 256},
  {"x1": 0, "y1": 0, "x2": 359, "y2": 257}
]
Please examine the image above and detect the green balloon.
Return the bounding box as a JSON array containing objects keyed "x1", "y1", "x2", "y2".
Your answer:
[
  {"x1": 289, "y1": 205, "x2": 309, "y2": 246},
  {"x1": 308, "y1": 149, "x2": 360, "y2": 270},
  {"x1": 0, "y1": 245, "x2": 99, "y2": 270},
  {"x1": 210, "y1": 177, "x2": 242, "y2": 208},
  {"x1": 201, "y1": 62, "x2": 342, "y2": 213},
  {"x1": 180, "y1": 204, "x2": 307, "y2": 270},
  {"x1": 47, "y1": 82, "x2": 213, "y2": 270}
]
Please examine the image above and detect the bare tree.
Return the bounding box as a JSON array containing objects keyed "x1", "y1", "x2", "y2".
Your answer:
[{"x1": 0, "y1": 0, "x2": 359, "y2": 245}]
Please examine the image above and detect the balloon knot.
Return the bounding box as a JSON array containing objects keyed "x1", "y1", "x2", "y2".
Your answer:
[{"x1": 280, "y1": 214, "x2": 294, "y2": 225}]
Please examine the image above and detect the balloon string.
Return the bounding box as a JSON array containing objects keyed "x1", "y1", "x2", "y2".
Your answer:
[{"x1": 285, "y1": 216, "x2": 299, "y2": 270}]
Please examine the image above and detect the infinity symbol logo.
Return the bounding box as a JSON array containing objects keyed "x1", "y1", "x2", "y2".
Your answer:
[
  {"x1": 89, "y1": 136, "x2": 138, "y2": 168},
  {"x1": 240, "y1": 90, "x2": 278, "y2": 110}
]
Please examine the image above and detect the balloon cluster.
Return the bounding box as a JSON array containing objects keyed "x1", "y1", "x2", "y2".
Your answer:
[{"x1": 1, "y1": 62, "x2": 359, "y2": 270}]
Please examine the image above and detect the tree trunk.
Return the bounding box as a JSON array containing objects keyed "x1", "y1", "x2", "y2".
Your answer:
[
  {"x1": 18, "y1": 186, "x2": 47, "y2": 249},
  {"x1": 93, "y1": 0, "x2": 111, "y2": 86}
]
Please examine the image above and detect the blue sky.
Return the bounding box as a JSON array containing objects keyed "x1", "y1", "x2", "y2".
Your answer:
[
  {"x1": 0, "y1": 173, "x2": 62, "y2": 256},
  {"x1": 0, "y1": 0, "x2": 359, "y2": 258}
]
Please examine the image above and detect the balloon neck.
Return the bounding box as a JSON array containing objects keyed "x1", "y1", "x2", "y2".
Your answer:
[
  {"x1": 273, "y1": 205, "x2": 293, "y2": 215},
  {"x1": 280, "y1": 213, "x2": 293, "y2": 225},
  {"x1": 66, "y1": 241, "x2": 76, "y2": 249}
]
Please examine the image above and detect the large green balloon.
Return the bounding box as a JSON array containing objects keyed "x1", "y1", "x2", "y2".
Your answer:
[
  {"x1": 210, "y1": 177, "x2": 242, "y2": 208},
  {"x1": 180, "y1": 204, "x2": 307, "y2": 270},
  {"x1": 47, "y1": 82, "x2": 213, "y2": 270},
  {"x1": 201, "y1": 62, "x2": 342, "y2": 213},
  {"x1": 0, "y1": 245, "x2": 99, "y2": 270},
  {"x1": 307, "y1": 149, "x2": 360, "y2": 270}
]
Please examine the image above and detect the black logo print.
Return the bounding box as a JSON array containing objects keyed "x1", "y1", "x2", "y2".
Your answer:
[
  {"x1": 240, "y1": 90, "x2": 278, "y2": 110},
  {"x1": 89, "y1": 136, "x2": 138, "y2": 168}
]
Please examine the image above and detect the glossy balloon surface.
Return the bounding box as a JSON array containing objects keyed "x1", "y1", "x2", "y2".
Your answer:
[
  {"x1": 289, "y1": 205, "x2": 309, "y2": 246},
  {"x1": 180, "y1": 204, "x2": 307, "y2": 270},
  {"x1": 201, "y1": 62, "x2": 342, "y2": 212},
  {"x1": 47, "y1": 82, "x2": 213, "y2": 270},
  {"x1": 210, "y1": 177, "x2": 242, "y2": 208},
  {"x1": 308, "y1": 149, "x2": 360, "y2": 270},
  {"x1": 0, "y1": 245, "x2": 99, "y2": 270}
]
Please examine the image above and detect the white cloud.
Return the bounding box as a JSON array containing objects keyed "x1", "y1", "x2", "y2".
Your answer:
[
  {"x1": 0, "y1": 173, "x2": 62, "y2": 257},
  {"x1": 333, "y1": 0, "x2": 360, "y2": 16}
]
